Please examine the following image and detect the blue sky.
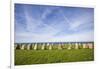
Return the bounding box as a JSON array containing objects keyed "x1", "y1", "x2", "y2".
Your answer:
[{"x1": 15, "y1": 4, "x2": 94, "y2": 43}]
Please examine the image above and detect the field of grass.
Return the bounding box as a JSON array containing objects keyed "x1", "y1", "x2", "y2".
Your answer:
[{"x1": 15, "y1": 49, "x2": 94, "y2": 65}]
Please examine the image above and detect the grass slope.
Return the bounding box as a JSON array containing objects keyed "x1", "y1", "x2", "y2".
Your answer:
[{"x1": 15, "y1": 49, "x2": 94, "y2": 65}]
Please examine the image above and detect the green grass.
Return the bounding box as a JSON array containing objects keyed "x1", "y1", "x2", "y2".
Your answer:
[{"x1": 15, "y1": 49, "x2": 94, "y2": 65}]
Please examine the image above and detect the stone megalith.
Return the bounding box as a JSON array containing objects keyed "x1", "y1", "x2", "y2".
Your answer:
[
  {"x1": 49, "y1": 44, "x2": 52, "y2": 50},
  {"x1": 83, "y1": 43, "x2": 86, "y2": 48},
  {"x1": 32, "y1": 44, "x2": 35, "y2": 50},
  {"x1": 75, "y1": 43, "x2": 79, "y2": 49},
  {"x1": 34, "y1": 43, "x2": 37, "y2": 50},
  {"x1": 58, "y1": 43, "x2": 62, "y2": 50},
  {"x1": 68, "y1": 43, "x2": 71, "y2": 50},
  {"x1": 27, "y1": 44, "x2": 31, "y2": 50},
  {"x1": 21, "y1": 44, "x2": 25, "y2": 50},
  {"x1": 88, "y1": 43, "x2": 93, "y2": 49},
  {"x1": 41, "y1": 43, "x2": 45, "y2": 50}
]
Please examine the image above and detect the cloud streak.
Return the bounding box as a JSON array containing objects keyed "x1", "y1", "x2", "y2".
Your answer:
[{"x1": 15, "y1": 4, "x2": 94, "y2": 43}]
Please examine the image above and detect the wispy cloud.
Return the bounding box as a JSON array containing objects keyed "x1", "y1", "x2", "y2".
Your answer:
[{"x1": 15, "y1": 4, "x2": 94, "y2": 43}]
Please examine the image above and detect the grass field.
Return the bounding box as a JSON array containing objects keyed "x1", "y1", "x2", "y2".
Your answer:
[{"x1": 15, "y1": 49, "x2": 94, "y2": 65}]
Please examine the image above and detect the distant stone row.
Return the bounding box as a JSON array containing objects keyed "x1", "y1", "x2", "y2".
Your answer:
[{"x1": 14, "y1": 42, "x2": 94, "y2": 50}]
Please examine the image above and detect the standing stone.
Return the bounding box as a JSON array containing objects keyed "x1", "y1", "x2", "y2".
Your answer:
[
  {"x1": 47, "y1": 43, "x2": 49, "y2": 46},
  {"x1": 58, "y1": 43, "x2": 62, "y2": 50},
  {"x1": 83, "y1": 43, "x2": 86, "y2": 48},
  {"x1": 41, "y1": 43, "x2": 45, "y2": 50},
  {"x1": 86, "y1": 43, "x2": 89, "y2": 48},
  {"x1": 15, "y1": 44, "x2": 21, "y2": 49},
  {"x1": 47, "y1": 43, "x2": 52, "y2": 50},
  {"x1": 49, "y1": 44, "x2": 52, "y2": 50},
  {"x1": 68, "y1": 43, "x2": 71, "y2": 50},
  {"x1": 27, "y1": 44, "x2": 31, "y2": 50},
  {"x1": 75, "y1": 43, "x2": 79, "y2": 49},
  {"x1": 34, "y1": 43, "x2": 37, "y2": 50},
  {"x1": 79, "y1": 43, "x2": 82, "y2": 49},
  {"x1": 88, "y1": 43, "x2": 93, "y2": 49},
  {"x1": 21, "y1": 44, "x2": 25, "y2": 50},
  {"x1": 31, "y1": 44, "x2": 34, "y2": 49}
]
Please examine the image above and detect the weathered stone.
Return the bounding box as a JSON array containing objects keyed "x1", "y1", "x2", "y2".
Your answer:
[
  {"x1": 58, "y1": 43, "x2": 62, "y2": 50},
  {"x1": 88, "y1": 43, "x2": 93, "y2": 49},
  {"x1": 27, "y1": 44, "x2": 31, "y2": 50},
  {"x1": 47, "y1": 43, "x2": 49, "y2": 46},
  {"x1": 41, "y1": 43, "x2": 45, "y2": 50},
  {"x1": 49, "y1": 44, "x2": 52, "y2": 50},
  {"x1": 75, "y1": 43, "x2": 79, "y2": 49},
  {"x1": 68, "y1": 43, "x2": 71, "y2": 50},
  {"x1": 34, "y1": 43, "x2": 37, "y2": 50},
  {"x1": 83, "y1": 43, "x2": 86, "y2": 48},
  {"x1": 21, "y1": 44, "x2": 25, "y2": 50}
]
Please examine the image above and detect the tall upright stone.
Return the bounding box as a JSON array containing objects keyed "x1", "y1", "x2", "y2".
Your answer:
[
  {"x1": 21, "y1": 44, "x2": 25, "y2": 50},
  {"x1": 86, "y1": 43, "x2": 89, "y2": 48},
  {"x1": 27, "y1": 44, "x2": 31, "y2": 50},
  {"x1": 34, "y1": 43, "x2": 37, "y2": 50},
  {"x1": 88, "y1": 43, "x2": 93, "y2": 49},
  {"x1": 58, "y1": 43, "x2": 62, "y2": 50},
  {"x1": 83, "y1": 43, "x2": 86, "y2": 48},
  {"x1": 68, "y1": 43, "x2": 71, "y2": 50},
  {"x1": 75, "y1": 43, "x2": 79, "y2": 49},
  {"x1": 32, "y1": 44, "x2": 35, "y2": 50},
  {"x1": 49, "y1": 44, "x2": 52, "y2": 50},
  {"x1": 41, "y1": 43, "x2": 45, "y2": 50},
  {"x1": 47, "y1": 43, "x2": 49, "y2": 46}
]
